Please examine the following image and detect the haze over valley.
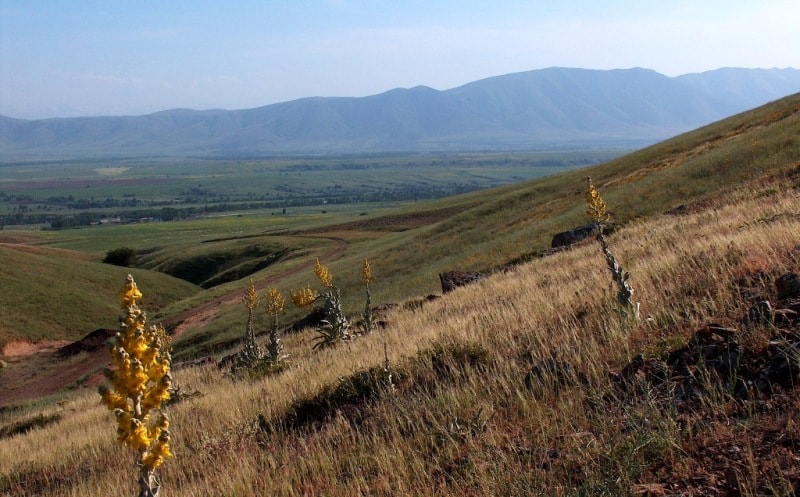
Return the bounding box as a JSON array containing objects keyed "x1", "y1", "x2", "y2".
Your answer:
[{"x1": 3, "y1": 66, "x2": 800, "y2": 160}]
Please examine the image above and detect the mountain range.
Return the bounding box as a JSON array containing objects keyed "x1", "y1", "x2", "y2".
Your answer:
[{"x1": 2, "y1": 66, "x2": 800, "y2": 160}]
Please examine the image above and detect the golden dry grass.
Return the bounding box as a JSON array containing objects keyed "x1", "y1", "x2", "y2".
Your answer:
[{"x1": 2, "y1": 176, "x2": 798, "y2": 495}]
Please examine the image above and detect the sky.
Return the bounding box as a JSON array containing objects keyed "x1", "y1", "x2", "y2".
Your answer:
[{"x1": 1, "y1": 0, "x2": 799, "y2": 120}]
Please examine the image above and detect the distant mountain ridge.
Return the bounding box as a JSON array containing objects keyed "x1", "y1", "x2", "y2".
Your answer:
[{"x1": 2, "y1": 67, "x2": 800, "y2": 160}]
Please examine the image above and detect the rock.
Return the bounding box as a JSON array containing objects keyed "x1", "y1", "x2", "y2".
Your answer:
[
  {"x1": 773, "y1": 307, "x2": 799, "y2": 327},
  {"x1": 439, "y1": 271, "x2": 484, "y2": 294},
  {"x1": 776, "y1": 272, "x2": 800, "y2": 299},
  {"x1": 57, "y1": 328, "x2": 116, "y2": 358},
  {"x1": 664, "y1": 325, "x2": 741, "y2": 407},
  {"x1": 743, "y1": 300, "x2": 773, "y2": 328},
  {"x1": 758, "y1": 342, "x2": 800, "y2": 391},
  {"x1": 610, "y1": 354, "x2": 670, "y2": 393},
  {"x1": 551, "y1": 224, "x2": 597, "y2": 248}
]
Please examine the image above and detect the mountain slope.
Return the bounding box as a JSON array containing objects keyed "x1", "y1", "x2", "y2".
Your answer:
[{"x1": 2, "y1": 67, "x2": 800, "y2": 159}]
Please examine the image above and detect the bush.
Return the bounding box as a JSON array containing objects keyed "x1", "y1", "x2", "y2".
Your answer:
[{"x1": 103, "y1": 247, "x2": 137, "y2": 267}]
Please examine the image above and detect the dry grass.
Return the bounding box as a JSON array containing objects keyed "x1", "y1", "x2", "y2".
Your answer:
[{"x1": 2, "y1": 176, "x2": 798, "y2": 495}]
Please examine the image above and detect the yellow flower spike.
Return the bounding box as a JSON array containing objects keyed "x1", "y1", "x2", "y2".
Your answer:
[
  {"x1": 119, "y1": 274, "x2": 143, "y2": 308},
  {"x1": 291, "y1": 286, "x2": 319, "y2": 308},
  {"x1": 264, "y1": 287, "x2": 285, "y2": 315},
  {"x1": 102, "y1": 275, "x2": 173, "y2": 494},
  {"x1": 128, "y1": 419, "x2": 151, "y2": 451},
  {"x1": 586, "y1": 176, "x2": 609, "y2": 224},
  {"x1": 362, "y1": 258, "x2": 373, "y2": 285},
  {"x1": 314, "y1": 257, "x2": 333, "y2": 288},
  {"x1": 243, "y1": 279, "x2": 259, "y2": 311}
]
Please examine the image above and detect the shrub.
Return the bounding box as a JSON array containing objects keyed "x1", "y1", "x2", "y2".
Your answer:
[{"x1": 103, "y1": 247, "x2": 137, "y2": 267}]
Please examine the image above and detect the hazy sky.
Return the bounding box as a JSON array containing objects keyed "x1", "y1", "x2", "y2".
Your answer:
[{"x1": 2, "y1": 0, "x2": 799, "y2": 119}]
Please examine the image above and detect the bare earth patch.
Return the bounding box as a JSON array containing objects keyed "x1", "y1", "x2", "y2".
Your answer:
[{"x1": 1, "y1": 339, "x2": 70, "y2": 360}]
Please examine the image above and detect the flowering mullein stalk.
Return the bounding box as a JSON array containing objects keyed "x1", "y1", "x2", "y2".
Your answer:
[
  {"x1": 263, "y1": 287, "x2": 287, "y2": 364},
  {"x1": 361, "y1": 258, "x2": 375, "y2": 334},
  {"x1": 586, "y1": 177, "x2": 639, "y2": 319},
  {"x1": 237, "y1": 280, "x2": 265, "y2": 368},
  {"x1": 292, "y1": 258, "x2": 351, "y2": 349},
  {"x1": 100, "y1": 274, "x2": 172, "y2": 497}
]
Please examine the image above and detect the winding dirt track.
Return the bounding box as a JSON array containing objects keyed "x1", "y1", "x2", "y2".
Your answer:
[
  {"x1": 0, "y1": 236, "x2": 348, "y2": 407},
  {"x1": 163, "y1": 236, "x2": 348, "y2": 339}
]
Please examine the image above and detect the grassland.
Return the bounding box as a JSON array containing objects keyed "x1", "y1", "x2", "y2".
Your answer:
[
  {"x1": 0, "y1": 150, "x2": 620, "y2": 223},
  {"x1": 0, "y1": 93, "x2": 799, "y2": 495}
]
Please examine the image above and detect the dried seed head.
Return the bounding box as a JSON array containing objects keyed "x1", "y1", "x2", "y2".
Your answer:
[
  {"x1": 264, "y1": 287, "x2": 285, "y2": 315},
  {"x1": 586, "y1": 177, "x2": 609, "y2": 224},
  {"x1": 362, "y1": 258, "x2": 373, "y2": 285},
  {"x1": 314, "y1": 258, "x2": 333, "y2": 288},
  {"x1": 291, "y1": 286, "x2": 319, "y2": 308},
  {"x1": 243, "y1": 280, "x2": 259, "y2": 311}
]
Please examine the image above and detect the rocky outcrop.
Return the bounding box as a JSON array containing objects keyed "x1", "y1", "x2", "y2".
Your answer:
[
  {"x1": 550, "y1": 224, "x2": 597, "y2": 249},
  {"x1": 439, "y1": 271, "x2": 485, "y2": 294},
  {"x1": 776, "y1": 272, "x2": 800, "y2": 299},
  {"x1": 57, "y1": 329, "x2": 116, "y2": 358}
]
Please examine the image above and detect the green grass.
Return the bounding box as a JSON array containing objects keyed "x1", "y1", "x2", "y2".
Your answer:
[
  {"x1": 0, "y1": 151, "x2": 621, "y2": 225},
  {"x1": 0, "y1": 244, "x2": 199, "y2": 344}
]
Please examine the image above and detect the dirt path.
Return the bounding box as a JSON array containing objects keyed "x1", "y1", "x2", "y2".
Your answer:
[{"x1": 163, "y1": 236, "x2": 348, "y2": 339}]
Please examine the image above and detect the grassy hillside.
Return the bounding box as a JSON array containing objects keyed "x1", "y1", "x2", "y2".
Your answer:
[
  {"x1": 1, "y1": 93, "x2": 798, "y2": 358},
  {"x1": 166, "y1": 92, "x2": 800, "y2": 357},
  {"x1": 1, "y1": 145, "x2": 798, "y2": 494},
  {"x1": 0, "y1": 240, "x2": 199, "y2": 346}
]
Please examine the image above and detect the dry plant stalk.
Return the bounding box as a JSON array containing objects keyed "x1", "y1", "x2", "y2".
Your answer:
[
  {"x1": 586, "y1": 177, "x2": 639, "y2": 319},
  {"x1": 99, "y1": 274, "x2": 172, "y2": 497},
  {"x1": 362, "y1": 258, "x2": 375, "y2": 334}
]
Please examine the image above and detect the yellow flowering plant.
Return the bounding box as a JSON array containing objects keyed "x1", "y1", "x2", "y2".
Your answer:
[
  {"x1": 235, "y1": 280, "x2": 264, "y2": 370},
  {"x1": 100, "y1": 274, "x2": 172, "y2": 497},
  {"x1": 264, "y1": 287, "x2": 288, "y2": 365},
  {"x1": 585, "y1": 177, "x2": 639, "y2": 319},
  {"x1": 292, "y1": 258, "x2": 351, "y2": 349},
  {"x1": 233, "y1": 282, "x2": 289, "y2": 377}
]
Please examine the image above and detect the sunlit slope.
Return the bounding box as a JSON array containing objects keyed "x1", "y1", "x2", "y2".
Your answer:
[
  {"x1": 364, "y1": 92, "x2": 800, "y2": 290},
  {"x1": 169, "y1": 93, "x2": 800, "y2": 356},
  {"x1": 0, "y1": 243, "x2": 200, "y2": 346}
]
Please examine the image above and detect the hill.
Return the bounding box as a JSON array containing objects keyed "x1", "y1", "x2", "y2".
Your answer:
[
  {"x1": 0, "y1": 92, "x2": 799, "y2": 495},
  {"x1": 2, "y1": 67, "x2": 800, "y2": 159}
]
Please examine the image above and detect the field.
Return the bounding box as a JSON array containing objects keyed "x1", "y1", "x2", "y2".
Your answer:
[
  {"x1": 1, "y1": 94, "x2": 800, "y2": 495},
  {"x1": 0, "y1": 150, "x2": 622, "y2": 225}
]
